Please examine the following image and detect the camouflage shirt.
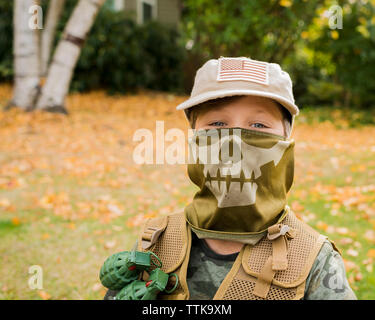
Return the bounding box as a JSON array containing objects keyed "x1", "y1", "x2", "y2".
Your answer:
[{"x1": 104, "y1": 232, "x2": 357, "y2": 300}]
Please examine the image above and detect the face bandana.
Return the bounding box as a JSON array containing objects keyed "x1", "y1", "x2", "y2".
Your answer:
[{"x1": 184, "y1": 127, "x2": 295, "y2": 242}]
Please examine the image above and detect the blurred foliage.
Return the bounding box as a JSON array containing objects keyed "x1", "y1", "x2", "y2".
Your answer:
[
  {"x1": 57, "y1": 0, "x2": 187, "y2": 94},
  {"x1": 306, "y1": 0, "x2": 375, "y2": 109},
  {"x1": 181, "y1": 0, "x2": 321, "y2": 62},
  {"x1": 73, "y1": 13, "x2": 186, "y2": 93},
  {"x1": 0, "y1": 0, "x2": 186, "y2": 94},
  {"x1": 0, "y1": 1, "x2": 13, "y2": 82},
  {"x1": 1, "y1": 0, "x2": 375, "y2": 108},
  {"x1": 180, "y1": 0, "x2": 375, "y2": 109}
]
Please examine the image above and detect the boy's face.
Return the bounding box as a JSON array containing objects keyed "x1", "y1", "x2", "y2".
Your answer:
[{"x1": 194, "y1": 95, "x2": 285, "y2": 136}]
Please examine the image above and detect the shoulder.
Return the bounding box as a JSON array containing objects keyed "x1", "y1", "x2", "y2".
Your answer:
[{"x1": 304, "y1": 239, "x2": 357, "y2": 300}]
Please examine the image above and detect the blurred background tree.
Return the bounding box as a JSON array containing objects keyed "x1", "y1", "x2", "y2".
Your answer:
[{"x1": 1, "y1": 0, "x2": 374, "y2": 112}]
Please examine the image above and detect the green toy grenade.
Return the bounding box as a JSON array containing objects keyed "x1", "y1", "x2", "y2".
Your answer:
[
  {"x1": 115, "y1": 268, "x2": 179, "y2": 300},
  {"x1": 99, "y1": 250, "x2": 162, "y2": 290}
]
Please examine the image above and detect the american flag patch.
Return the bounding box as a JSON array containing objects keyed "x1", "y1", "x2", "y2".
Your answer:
[{"x1": 217, "y1": 57, "x2": 269, "y2": 85}]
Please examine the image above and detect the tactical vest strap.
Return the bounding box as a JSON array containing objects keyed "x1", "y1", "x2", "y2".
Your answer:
[
  {"x1": 141, "y1": 215, "x2": 169, "y2": 250},
  {"x1": 138, "y1": 212, "x2": 191, "y2": 300},
  {"x1": 252, "y1": 256, "x2": 276, "y2": 298},
  {"x1": 252, "y1": 223, "x2": 297, "y2": 298}
]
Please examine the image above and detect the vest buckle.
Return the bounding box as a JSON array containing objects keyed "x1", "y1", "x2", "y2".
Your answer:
[{"x1": 267, "y1": 224, "x2": 295, "y2": 241}]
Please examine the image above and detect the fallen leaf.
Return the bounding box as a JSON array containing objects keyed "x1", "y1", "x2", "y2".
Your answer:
[
  {"x1": 67, "y1": 223, "x2": 76, "y2": 230},
  {"x1": 11, "y1": 217, "x2": 21, "y2": 226},
  {"x1": 346, "y1": 248, "x2": 359, "y2": 257},
  {"x1": 104, "y1": 240, "x2": 116, "y2": 249},
  {"x1": 364, "y1": 230, "x2": 375, "y2": 243},
  {"x1": 41, "y1": 233, "x2": 50, "y2": 240},
  {"x1": 0, "y1": 198, "x2": 10, "y2": 208},
  {"x1": 338, "y1": 237, "x2": 353, "y2": 245},
  {"x1": 345, "y1": 176, "x2": 353, "y2": 183},
  {"x1": 316, "y1": 221, "x2": 328, "y2": 232},
  {"x1": 336, "y1": 227, "x2": 349, "y2": 235},
  {"x1": 38, "y1": 290, "x2": 51, "y2": 300},
  {"x1": 367, "y1": 249, "x2": 375, "y2": 258},
  {"x1": 343, "y1": 260, "x2": 357, "y2": 272},
  {"x1": 362, "y1": 258, "x2": 372, "y2": 265},
  {"x1": 92, "y1": 283, "x2": 102, "y2": 292},
  {"x1": 107, "y1": 204, "x2": 123, "y2": 216},
  {"x1": 291, "y1": 201, "x2": 304, "y2": 212},
  {"x1": 112, "y1": 225, "x2": 123, "y2": 232},
  {"x1": 354, "y1": 273, "x2": 363, "y2": 282}
]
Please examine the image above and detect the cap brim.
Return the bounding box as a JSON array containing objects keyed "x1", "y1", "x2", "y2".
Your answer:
[{"x1": 176, "y1": 89, "x2": 299, "y2": 117}]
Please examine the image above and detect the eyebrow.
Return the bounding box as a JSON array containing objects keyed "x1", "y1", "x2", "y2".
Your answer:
[{"x1": 252, "y1": 107, "x2": 283, "y2": 119}]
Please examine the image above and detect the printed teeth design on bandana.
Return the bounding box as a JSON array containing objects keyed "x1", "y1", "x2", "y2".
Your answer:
[
  {"x1": 190, "y1": 130, "x2": 291, "y2": 208},
  {"x1": 204, "y1": 168, "x2": 259, "y2": 207}
]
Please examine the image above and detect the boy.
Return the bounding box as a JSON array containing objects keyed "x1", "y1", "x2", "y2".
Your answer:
[{"x1": 104, "y1": 57, "x2": 356, "y2": 300}]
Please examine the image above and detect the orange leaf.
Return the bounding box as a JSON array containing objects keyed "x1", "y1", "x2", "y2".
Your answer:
[
  {"x1": 291, "y1": 201, "x2": 304, "y2": 212},
  {"x1": 354, "y1": 273, "x2": 363, "y2": 282},
  {"x1": 316, "y1": 221, "x2": 328, "y2": 232},
  {"x1": 38, "y1": 290, "x2": 51, "y2": 300},
  {"x1": 67, "y1": 223, "x2": 76, "y2": 230},
  {"x1": 367, "y1": 249, "x2": 375, "y2": 258},
  {"x1": 11, "y1": 217, "x2": 21, "y2": 226},
  {"x1": 41, "y1": 233, "x2": 50, "y2": 240}
]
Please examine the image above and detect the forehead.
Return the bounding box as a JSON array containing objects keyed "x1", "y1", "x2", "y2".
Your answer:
[{"x1": 196, "y1": 95, "x2": 283, "y2": 118}]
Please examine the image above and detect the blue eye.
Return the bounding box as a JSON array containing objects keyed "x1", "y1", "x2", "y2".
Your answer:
[
  {"x1": 251, "y1": 123, "x2": 266, "y2": 128},
  {"x1": 209, "y1": 121, "x2": 226, "y2": 127}
]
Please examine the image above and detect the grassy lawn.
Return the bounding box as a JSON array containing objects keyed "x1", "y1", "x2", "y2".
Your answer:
[{"x1": 0, "y1": 84, "x2": 374, "y2": 300}]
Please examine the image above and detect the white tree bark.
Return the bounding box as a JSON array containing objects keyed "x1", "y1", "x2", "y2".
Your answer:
[
  {"x1": 35, "y1": 0, "x2": 106, "y2": 113},
  {"x1": 41, "y1": 0, "x2": 66, "y2": 77},
  {"x1": 10, "y1": 0, "x2": 41, "y2": 110}
]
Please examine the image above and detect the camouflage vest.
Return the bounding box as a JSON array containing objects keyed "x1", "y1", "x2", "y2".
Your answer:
[{"x1": 137, "y1": 206, "x2": 327, "y2": 300}]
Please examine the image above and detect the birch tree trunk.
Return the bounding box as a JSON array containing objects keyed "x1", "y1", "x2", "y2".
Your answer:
[
  {"x1": 9, "y1": 0, "x2": 41, "y2": 110},
  {"x1": 41, "y1": 0, "x2": 66, "y2": 77},
  {"x1": 35, "y1": 0, "x2": 106, "y2": 113}
]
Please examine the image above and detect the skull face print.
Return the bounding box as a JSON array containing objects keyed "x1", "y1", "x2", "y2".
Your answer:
[{"x1": 189, "y1": 129, "x2": 292, "y2": 208}]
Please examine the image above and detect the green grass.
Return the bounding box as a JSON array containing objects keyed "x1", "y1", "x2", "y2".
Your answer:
[{"x1": 1, "y1": 90, "x2": 375, "y2": 299}]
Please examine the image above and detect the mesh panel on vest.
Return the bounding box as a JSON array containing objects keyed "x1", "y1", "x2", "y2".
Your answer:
[
  {"x1": 143, "y1": 211, "x2": 322, "y2": 300},
  {"x1": 222, "y1": 277, "x2": 296, "y2": 300},
  {"x1": 150, "y1": 213, "x2": 186, "y2": 273},
  {"x1": 245, "y1": 213, "x2": 319, "y2": 284}
]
